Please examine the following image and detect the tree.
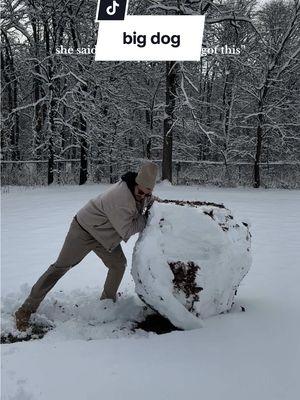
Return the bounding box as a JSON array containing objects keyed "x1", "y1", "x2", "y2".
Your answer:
[{"x1": 251, "y1": 0, "x2": 300, "y2": 187}]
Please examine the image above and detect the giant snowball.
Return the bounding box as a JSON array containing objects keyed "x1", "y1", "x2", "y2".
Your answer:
[{"x1": 131, "y1": 199, "x2": 252, "y2": 330}]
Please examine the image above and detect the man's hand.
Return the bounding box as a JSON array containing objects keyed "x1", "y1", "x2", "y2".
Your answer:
[
  {"x1": 145, "y1": 195, "x2": 159, "y2": 209},
  {"x1": 144, "y1": 196, "x2": 159, "y2": 219}
]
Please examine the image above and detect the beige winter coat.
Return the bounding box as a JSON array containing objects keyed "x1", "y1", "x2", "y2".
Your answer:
[{"x1": 76, "y1": 181, "x2": 147, "y2": 252}]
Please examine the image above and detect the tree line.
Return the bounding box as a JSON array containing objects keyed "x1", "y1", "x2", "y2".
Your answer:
[{"x1": 1, "y1": 0, "x2": 299, "y2": 187}]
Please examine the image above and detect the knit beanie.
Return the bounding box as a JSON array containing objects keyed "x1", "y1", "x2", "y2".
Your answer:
[{"x1": 135, "y1": 161, "x2": 158, "y2": 191}]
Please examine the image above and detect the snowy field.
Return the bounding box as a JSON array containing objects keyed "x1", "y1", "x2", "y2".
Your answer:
[{"x1": 1, "y1": 183, "x2": 300, "y2": 400}]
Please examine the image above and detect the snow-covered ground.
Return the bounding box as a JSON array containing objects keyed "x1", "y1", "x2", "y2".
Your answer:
[{"x1": 1, "y1": 183, "x2": 300, "y2": 400}]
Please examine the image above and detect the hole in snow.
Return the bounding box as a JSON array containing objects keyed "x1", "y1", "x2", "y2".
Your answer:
[{"x1": 134, "y1": 314, "x2": 182, "y2": 334}]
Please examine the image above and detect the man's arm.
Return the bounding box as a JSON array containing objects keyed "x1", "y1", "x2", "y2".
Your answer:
[{"x1": 103, "y1": 204, "x2": 147, "y2": 242}]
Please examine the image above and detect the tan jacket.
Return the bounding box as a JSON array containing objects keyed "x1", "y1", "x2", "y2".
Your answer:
[{"x1": 76, "y1": 181, "x2": 147, "y2": 252}]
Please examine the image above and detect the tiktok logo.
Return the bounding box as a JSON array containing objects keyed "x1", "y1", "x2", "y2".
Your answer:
[
  {"x1": 106, "y1": 1, "x2": 119, "y2": 16},
  {"x1": 96, "y1": 0, "x2": 128, "y2": 21}
]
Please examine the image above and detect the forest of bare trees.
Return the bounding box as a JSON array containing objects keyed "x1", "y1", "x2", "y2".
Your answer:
[{"x1": 1, "y1": 0, "x2": 300, "y2": 188}]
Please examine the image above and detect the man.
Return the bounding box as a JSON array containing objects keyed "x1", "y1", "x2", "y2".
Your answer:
[{"x1": 15, "y1": 161, "x2": 158, "y2": 331}]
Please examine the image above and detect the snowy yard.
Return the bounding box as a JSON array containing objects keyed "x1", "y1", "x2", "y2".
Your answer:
[{"x1": 1, "y1": 183, "x2": 300, "y2": 400}]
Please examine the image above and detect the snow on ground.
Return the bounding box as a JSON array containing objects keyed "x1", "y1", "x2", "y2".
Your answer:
[{"x1": 1, "y1": 183, "x2": 300, "y2": 400}]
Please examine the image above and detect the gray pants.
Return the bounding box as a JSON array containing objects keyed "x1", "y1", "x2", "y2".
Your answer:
[{"x1": 21, "y1": 217, "x2": 126, "y2": 313}]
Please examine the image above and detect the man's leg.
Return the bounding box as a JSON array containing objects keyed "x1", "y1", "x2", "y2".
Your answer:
[
  {"x1": 15, "y1": 218, "x2": 96, "y2": 330},
  {"x1": 93, "y1": 243, "x2": 127, "y2": 302}
]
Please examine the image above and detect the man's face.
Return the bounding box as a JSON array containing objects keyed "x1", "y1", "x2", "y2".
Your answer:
[{"x1": 134, "y1": 184, "x2": 152, "y2": 202}]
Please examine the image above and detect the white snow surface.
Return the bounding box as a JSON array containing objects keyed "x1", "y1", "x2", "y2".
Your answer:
[
  {"x1": 1, "y1": 183, "x2": 300, "y2": 400},
  {"x1": 132, "y1": 201, "x2": 252, "y2": 329}
]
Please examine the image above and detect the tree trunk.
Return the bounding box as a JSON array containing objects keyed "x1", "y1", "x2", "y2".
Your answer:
[
  {"x1": 48, "y1": 137, "x2": 54, "y2": 185},
  {"x1": 69, "y1": 6, "x2": 88, "y2": 185},
  {"x1": 1, "y1": 30, "x2": 20, "y2": 160},
  {"x1": 44, "y1": 20, "x2": 55, "y2": 185},
  {"x1": 79, "y1": 116, "x2": 88, "y2": 185},
  {"x1": 145, "y1": 109, "x2": 152, "y2": 159},
  {"x1": 31, "y1": 17, "x2": 44, "y2": 159},
  {"x1": 254, "y1": 118, "x2": 263, "y2": 188},
  {"x1": 162, "y1": 61, "x2": 178, "y2": 182}
]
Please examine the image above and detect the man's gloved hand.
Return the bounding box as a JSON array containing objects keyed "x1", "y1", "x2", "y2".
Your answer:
[
  {"x1": 146, "y1": 195, "x2": 159, "y2": 208},
  {"x1": 144, "y1": 195, "x2": 159, "y2": 219},
  {"x1": 144, "y1": 208, "x2": 150, "y2": 220}
]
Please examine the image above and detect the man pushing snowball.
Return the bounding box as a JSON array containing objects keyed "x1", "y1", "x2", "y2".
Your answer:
[{"x1": 15, "y1": 161, "x2": 158, "y2": 331}]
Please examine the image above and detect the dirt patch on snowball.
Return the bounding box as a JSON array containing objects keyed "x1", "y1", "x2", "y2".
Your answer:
[
  {"x1": 169, "y1": 261, "x2": 203, "y2": 314},
  {"x1": 157, "y1": 198, "x2": 225, "y2": 209}
]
